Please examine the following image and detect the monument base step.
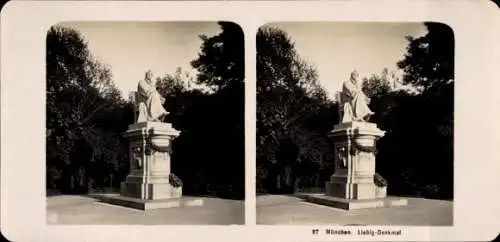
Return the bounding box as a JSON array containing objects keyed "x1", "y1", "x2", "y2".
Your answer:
[
  {"x1": 88, "y1": 193, "x2": 204, "y2": 210},
  {"x1": 294, "y1": 193, "x2": 407, "y2": 210}
]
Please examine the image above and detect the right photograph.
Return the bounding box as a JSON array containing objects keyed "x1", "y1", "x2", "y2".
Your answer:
[{"x1": 256, "y1": 22, "x2": 454, "y2": 226}]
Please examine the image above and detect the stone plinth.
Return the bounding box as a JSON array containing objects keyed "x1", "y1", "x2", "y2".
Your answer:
[
  {"x1": 294, "y1": 193, "x2": 408, "y2": 210},
  {"x1": 92, "y1": 194, "x2": 203, "y2": 210},
  {"x1": 305, "y1": 121, "x2": 407, "y2": 210},
  {"x1": 107, "y1": 121, "x2": 203, "y2": 210}
]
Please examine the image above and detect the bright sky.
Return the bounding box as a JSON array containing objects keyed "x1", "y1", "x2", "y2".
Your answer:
[
  {"x1": 264, "y1": 22, "x2": 427, "y2": 99},
  {"x1": 57, "y1": 22, "x2": 222, "y2": 98},
  {"x1": 56, "y1": 22, "x2": 426, "y2": 101}
]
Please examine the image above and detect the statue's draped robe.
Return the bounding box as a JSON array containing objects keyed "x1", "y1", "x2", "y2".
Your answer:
[
  {"x1": 340, "y1": 79, "x2": 373, "y2": 122},
  {"x1": 136, "y1": 79, "x2": 168, "y2": 122}
]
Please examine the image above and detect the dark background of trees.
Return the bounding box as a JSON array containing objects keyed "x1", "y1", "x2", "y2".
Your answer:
[
  {"x1": 46, "y1": 22, "x2": 245, "y2": 199},
  {"x1": 256, "y1": 22, "x2": 454, "y2": 200}
]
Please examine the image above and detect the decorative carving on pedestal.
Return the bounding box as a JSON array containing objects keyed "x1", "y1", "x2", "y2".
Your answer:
[
  {"x1": 336, "y1": 146, "x2": 348, "y2": 169},
  {"x1": 120, "y1": 121, "x2": 182, "y2": 200},
  {"x1": 131, "y1": 147, "x2": 143, "y2": 169},
  {"x1": 326, "y1": 122, "x2": 385, "y2": 200},
  {"x1": 144, "y1": 144, "x2": 154, "y2": 156}
]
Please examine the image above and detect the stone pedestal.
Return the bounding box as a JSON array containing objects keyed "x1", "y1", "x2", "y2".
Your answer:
[
  {"x1": 299, "y1": 121, "x2": 407, "y2": 210},
  {"x1": 120, "y1": 122, "x2": 181, "y2": 200},
  {"x1": 95, "y1": 122, "x2": 203, "y2": 210},
  {"x1": 325, "y1": 122, "x2": 384, "y2": 200}
]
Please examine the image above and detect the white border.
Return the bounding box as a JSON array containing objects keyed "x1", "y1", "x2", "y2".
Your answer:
[{"x1": 2, "y1": 0, "x2": 500, "y2": 241}]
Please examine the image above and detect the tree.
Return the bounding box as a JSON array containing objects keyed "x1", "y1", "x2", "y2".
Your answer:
[
  {"x1": 361, "y1": 68, "x2": 394, "y2": 99},
  {"x1": 46, "y1": 26, "x2": 130, "y2": 193},
  {"x1": 256, "y1": 25, "x2": 335, "y2": 193},
  {"x1": 154, "y1": 68, "x2": 191, "y2": 123},
  {"x1": 155, "y1": 67, "x2": 189, "y2": 97},
  {"x1": 375, "y1": 22, "x2": 454, "y2": 199},
  {"x1": 156, "y1": 22, "x2": 246, "y2": 199},
  {"x1": 397, "y1": 22, "x2": 454, "y2": 91},
  {"x1": 355, "y1": 68, "x2": 402, "y2": 127},
  {"x1": 191, "y1": 22, "x2": 245, "y2": 91}
]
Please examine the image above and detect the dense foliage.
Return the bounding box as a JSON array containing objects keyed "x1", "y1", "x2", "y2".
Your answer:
[
  {"x1": 256, "y1": 26, "x2": 336, "y2": 193},
  {"x1": 46, "y1": 26, "x2": 133, "y2": 193},
  {"x1": 159, "y1": 22, "x2": 245, "y2": 199},
  {"x1": 375, "y1": 22, "x2": 454, "y2": 199}
]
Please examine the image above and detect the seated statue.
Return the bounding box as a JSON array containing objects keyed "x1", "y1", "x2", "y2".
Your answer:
[
  {"x1": 339, "y1": 71, "x2": 374, "y2": 123},
  {"x1": 136, "y1": 70, "x2": 168, "y2": 123}
]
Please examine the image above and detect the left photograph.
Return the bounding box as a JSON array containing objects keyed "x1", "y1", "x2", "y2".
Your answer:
[{"x1": 46, "y1": 21, "x2": 245, "y2": 225}]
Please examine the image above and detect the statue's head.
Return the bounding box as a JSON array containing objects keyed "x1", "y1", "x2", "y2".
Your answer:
[
  {"x1": 349, "y1": 70, "x2": 359, "y2": 82},
  {"x1": 145, "y1": 70, "x2": 153, "y2": 83}
]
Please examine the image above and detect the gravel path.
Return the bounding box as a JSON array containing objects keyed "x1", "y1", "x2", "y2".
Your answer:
[
  {"x1": 47, "y1": 195, "x2": 244, "y2": 225},
  {"x1": 256, "y1": 194, "x2": 453, "y2": 226}
]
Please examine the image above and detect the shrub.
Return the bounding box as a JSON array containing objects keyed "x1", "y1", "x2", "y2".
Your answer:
[
  {"x1": 169, "y1": 173, "x2": 183, "y2": 187},
  {"x1": 374, "y1": 173, "x2": 388, "y2": 187}
]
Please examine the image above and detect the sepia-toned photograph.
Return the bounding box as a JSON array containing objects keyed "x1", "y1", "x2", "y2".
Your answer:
[
  {"x1": 255, "y1": 22, "x2": 454, "y2": 226},
  {"x1": 3, "y1": 0, "x2": 500, "y2": 241},
  {"x1": 45, "y1": 21, "x2": 245, "y2": 225}
]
